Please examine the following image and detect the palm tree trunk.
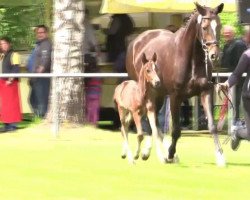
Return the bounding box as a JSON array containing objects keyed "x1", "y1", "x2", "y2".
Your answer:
[{"x1": 48, "y1": 0, "x2": 85, "y2": 124}]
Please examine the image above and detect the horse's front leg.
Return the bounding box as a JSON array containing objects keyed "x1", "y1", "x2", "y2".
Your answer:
[
  {"x1": 168, "y1": 95, "x2": 182, "y2": 162},
  {"x1": 201, "y1": 91, "x2": 226, "y2": 167},
  {"x1": 146, "y1": 101, "x2": 167, "y2": 163}
]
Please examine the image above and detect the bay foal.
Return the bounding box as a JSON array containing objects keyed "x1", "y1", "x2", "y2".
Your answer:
[{"x1": 114, "y1": 53, "x2": 162, "y2": 164}]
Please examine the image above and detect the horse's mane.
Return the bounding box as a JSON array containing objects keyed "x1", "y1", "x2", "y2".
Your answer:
[
  {"x1": 183, "y1": 4, "x2": 217, "y2": 28},
  {"x1": 182, "y1": 10, "x2": 198, "y2": 28}
]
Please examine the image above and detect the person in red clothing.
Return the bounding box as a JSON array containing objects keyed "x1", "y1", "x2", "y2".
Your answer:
[{"x1": 0, "y1": 37, "x2": 22, "y2": 132}]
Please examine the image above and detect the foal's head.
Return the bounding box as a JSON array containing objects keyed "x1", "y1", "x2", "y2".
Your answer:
[
  {"x1": 195, "y1": 2, "x2": 224, "y2": 62},
  {"x1": 141, "y1": 52, "x2": 160, "y2": 88}
]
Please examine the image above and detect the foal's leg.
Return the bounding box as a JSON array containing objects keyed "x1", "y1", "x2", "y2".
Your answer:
[
  {"x1": 168, "y1": 95, "x2": 182, "y2": 162},
  {"x1": 201, "y1": 91, "x2": 226, "y2": 167},
  {"x1": 147, "y1": 102, "x2": 166, "y2": 163},
  {"x1": 118, "y1": 107, "x2": 134, "y2": 164},
  {"x1": 132, "y1": 111, "x2": 144, "y2": 160}
]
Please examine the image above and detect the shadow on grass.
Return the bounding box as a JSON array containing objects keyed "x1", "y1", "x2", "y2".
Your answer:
[
  {"x1": 203, "y1": 162, "x2": 250, "y2": 167},
  {"x1": 226, "y1": 162, "x2": 250, "y2": 167}
]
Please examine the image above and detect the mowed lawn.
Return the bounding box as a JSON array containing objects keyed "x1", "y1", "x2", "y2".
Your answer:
[{"x1": 0, "y1": 125, "x2": 250, "y2": 200}]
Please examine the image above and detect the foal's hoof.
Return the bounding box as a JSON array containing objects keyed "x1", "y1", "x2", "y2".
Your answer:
[
  {"x1": 121, "y1": 154, "x2": 126, "y2": 159},
  {"x1": 141, "y1": 153, "x2": 150, "y2": 161},
  {"x1": 134, "y1": 155, "x2": 139, "y2": 160}
]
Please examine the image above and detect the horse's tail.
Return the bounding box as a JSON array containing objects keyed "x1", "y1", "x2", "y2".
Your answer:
[{"x1": 113, "y1": 88, "x2": 118, "y2": 111}]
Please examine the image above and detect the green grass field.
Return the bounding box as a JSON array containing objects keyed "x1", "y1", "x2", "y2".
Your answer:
[{"x1": 0, "y1": 125, "x2": 249, "y2": 200}]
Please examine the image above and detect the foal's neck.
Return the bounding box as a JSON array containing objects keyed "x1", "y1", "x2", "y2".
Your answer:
[{"x1": 137, "y1": 67, "x2": 148, "y2": 103}]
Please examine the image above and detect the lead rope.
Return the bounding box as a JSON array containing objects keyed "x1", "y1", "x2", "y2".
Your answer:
[{"x1": 203, "y1": 45, "x2": 235, "y2": 145}]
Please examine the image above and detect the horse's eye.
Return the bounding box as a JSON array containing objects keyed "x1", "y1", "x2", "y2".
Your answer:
[{"x1": 146, "y1": 69, "x2": 151, "y2": 73}]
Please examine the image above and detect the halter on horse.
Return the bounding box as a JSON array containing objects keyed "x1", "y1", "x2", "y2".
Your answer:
[{"x1": 126, "y1": 3, "x2": 226, "y2": 166}]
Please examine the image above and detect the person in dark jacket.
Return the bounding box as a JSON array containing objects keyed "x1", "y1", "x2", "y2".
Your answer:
[
  {"x1": 221, "y1": 25, "x2": 247, "y2": 123},
  {"x1": 106, "y1": 14, "x2": 134, "y2": 73},
  {"x1": 0, "y1": 37, "x2": 22, "y2": 132},
  {"x1": 219, "y1": 48, "x2": 250, "y2": 151},
  {"x1": 29, "y1": 25, "x2": 52, "y2": 118}
]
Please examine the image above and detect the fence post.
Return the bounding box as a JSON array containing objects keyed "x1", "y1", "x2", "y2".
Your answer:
[{"x1": 52, "y1": 76, "x2": 60, "y2": 137}]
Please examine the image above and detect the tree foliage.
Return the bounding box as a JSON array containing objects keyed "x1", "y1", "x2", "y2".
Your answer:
[
  {"x1": 220, "y1": 12, "x2": 245, "y2": 47},
  {"x1": 0, "y1": 5, "x2": 45, "y2": 50}
]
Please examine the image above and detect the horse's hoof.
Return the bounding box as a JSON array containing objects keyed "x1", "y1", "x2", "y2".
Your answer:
[
  {"x1": 166, "y1": 155, "x2": 179, "y2": 164},
  {"x1": 141, "y1": 153, "x2": 150, "y2": 161},
  {"x1": 173, "y1": 155, "x2": 179, "y2": 163},
  {"x1": 215, "y1": 151, "x2": 226, "y2": 167},
  {"x1": 121, "y1": 154, "x2": 126, "y2": 159},
  {"x1": 134, "y1": 155, "x2": 139, "y2": 160},
  {"x1": 166, "y1": 158, "x2": 174, "y2": 163}
]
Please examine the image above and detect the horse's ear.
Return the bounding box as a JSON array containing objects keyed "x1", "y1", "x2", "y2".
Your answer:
[
  {"x1": 214, "y1": 3, "x2": 224, "y2": 14},
  {"x1": 142, "y1": 53, "x2": 148, "y2": 65},
  {"x1": 152, "y1": 52, "x2": 157, "y2": 62},
  {"x1": 194, "y1": 2, "x2": 206, "y2": 16}
]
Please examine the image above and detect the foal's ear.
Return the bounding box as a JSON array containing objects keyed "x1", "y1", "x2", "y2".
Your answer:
[
  {"x1": 194, "y1": 2, "x2": 207, "y2": 16},
  {"x1": 152, "y1": 52, "x2": 157, "y2": 62},
  {"x1": 214, "y1": 3, "x2": 224, "y2": 14},
  {"x1": 141, "y1": 53, "x2": 148, "y2": 65}
]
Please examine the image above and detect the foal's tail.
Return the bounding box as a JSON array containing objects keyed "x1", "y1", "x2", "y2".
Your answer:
[
  {"x1": 113, "y1": 85, "x2": 121, "y2": 111},
  {"x1": 113, "y1": 97, "x2": 118, "y2": 111}
]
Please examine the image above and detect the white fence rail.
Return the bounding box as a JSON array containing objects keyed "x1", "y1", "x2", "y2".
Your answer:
[{"x1": 0, "y1": 72, "x2": 246, "y2": 78}]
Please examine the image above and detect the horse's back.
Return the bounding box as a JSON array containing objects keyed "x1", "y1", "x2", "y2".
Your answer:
[{"x1": 126, "y1": 29, "x2": 174, "y2": 80}]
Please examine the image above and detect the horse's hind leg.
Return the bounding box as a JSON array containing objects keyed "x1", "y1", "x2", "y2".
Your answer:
[
  {"x1": 168, "y1": 95, "x2": 182, "y2": 162},
  {"x1": 201, "y1": 91, "x2": 226, "y2": 167}
]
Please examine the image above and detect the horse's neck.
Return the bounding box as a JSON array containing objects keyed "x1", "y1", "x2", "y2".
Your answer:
[
  {"x1": 192, "y1": 39, "x2": 207, "y2": 77},
  {"x1": 179, "y1": 13, "x2": 199, "y2": 52}
]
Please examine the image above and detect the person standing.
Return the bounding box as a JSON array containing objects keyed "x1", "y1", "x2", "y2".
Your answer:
[
  {"x1": 221, "y1": 25, "x2": 247, "y2": 124},
  {"x1": 219, "y1": 47, "x2": 250, "y2": 151},
  {"x1": 83, "y1": 9, "x2": 100, "y2": 67},
  {"x1": 29, "y1": 25, "x2": 52, "y2": 118},
  {"x1": 106, "y1": 14, "x2": 134, "y2": 73},
  {"x1": 85, "y1": 65, "x2": 102, "y2": 125},
  {"x1": 83, "y1": 9, "x2": 102, "y2": 125},
  {"x1": 0, "y1": 37, "x2": 22, "y2": 132}
]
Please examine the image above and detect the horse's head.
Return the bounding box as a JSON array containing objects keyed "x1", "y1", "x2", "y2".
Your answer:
[
  {"x1": 195, "y1": 2, "x2": 224, "y2": 62},
  {"x1": 141, "y1": 52, "x2": 160, "y2": 88}
]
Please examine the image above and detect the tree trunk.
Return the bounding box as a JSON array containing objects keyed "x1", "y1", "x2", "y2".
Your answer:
[{"x1": 47, "y1": 0, "x2": 85, "y2": 125}]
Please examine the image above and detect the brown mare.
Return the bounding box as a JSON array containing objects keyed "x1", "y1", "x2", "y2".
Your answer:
[
  {"x1": 114, "y1": 53, "x2": 163, "y2": 164},
  {"x1": 126, "y1": 3, "x2": 226, "y2": 166}
]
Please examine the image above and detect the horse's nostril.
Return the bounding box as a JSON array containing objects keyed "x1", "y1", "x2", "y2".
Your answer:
[
  {"x1": 211, "y1": 54, "x2": 216, "y2": 60},
  {"x1": 155, "y1": 81, "x2": 161, "y2": 87}
]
